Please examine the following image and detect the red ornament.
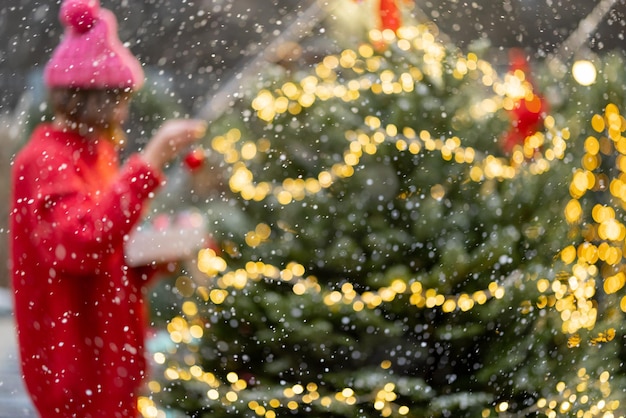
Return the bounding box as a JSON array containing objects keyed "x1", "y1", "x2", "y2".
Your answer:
[{"x1": 183, "y1": 147, "x2": 205, "y2": 171}]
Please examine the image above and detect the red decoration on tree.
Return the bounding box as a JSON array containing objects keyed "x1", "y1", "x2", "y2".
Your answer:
[
  {"x1": 183, "y1": 147, "x2": 205, "y2": 171},
  {"x1": 501, "y1": 49, "x2": 548, "y2": 154},
  {"x1": 353, "y1": 0, "x2": 411, "y2": 32},
  {"x1": 379, "y1": 0, "x2": 401, "y2": 31}
]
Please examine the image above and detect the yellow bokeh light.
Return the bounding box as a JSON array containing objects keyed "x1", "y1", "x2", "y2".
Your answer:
[{"x1": 564, "y1": 200, "x2": 583, "y2": 224}]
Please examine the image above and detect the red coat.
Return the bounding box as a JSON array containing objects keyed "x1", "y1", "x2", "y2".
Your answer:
[{"x1": 10, "y1": 124, "x2": 164, "y2": 417}]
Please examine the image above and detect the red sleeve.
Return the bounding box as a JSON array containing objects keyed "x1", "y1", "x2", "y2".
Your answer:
[{"x1": 21, "y1": 152, "x2": 164, "y2": 276}]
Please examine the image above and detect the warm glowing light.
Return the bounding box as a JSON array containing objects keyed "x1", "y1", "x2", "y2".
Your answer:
[{"x1": 572, "y1": 60, "x2": 597, "y2": 86}]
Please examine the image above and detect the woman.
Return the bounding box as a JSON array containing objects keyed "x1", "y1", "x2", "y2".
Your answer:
[{"x1": 9, "y1": 0, "x2": 206, "y2": 416}]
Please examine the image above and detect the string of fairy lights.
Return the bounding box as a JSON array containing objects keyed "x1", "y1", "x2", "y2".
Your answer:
[
  {"x1": 559, "y1": 104, "x2": 626, "y2": 337},
  {"x1": 139, "y1": 24, "x2": 626, "y2": 418}
]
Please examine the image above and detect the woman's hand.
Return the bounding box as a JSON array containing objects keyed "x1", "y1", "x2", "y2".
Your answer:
[{"x1": 141, "y1": 119, "x2": 207, "y2": 170}]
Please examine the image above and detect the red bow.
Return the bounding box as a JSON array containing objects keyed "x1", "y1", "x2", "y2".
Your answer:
[
  {"x1": 502, "y1": 49, "x2": 548, "y2": 154},
  {"x1": 354, "y1": 0, "x2": 408, "y2": 32},
  {"x1": 379, "y1": 0, "x2": 401, "y2": 31}
]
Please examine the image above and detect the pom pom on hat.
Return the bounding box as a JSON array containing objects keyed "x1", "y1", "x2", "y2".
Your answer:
[
  {"x1": 44, "y1": 0, "x2": 144, "y2": 90},
  {"x1": 60, "y1": 0, "x2": 99, "y2": 33}
]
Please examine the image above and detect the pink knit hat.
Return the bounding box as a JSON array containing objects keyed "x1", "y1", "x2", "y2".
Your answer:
[{"x1": 44, "y1": 0, "x2": 144, "y2": 90}]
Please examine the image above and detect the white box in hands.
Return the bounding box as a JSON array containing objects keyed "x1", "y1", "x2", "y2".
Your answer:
[{"x1": 125, "y1": 211, "x2": 209, "y2": 267}]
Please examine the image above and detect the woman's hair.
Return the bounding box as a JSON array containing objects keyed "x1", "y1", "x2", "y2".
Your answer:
[{"x1": 49, "y1": 88, "x2": 132, "y2": 146}]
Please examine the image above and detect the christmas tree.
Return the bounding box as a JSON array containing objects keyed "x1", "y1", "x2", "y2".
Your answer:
[{"x1": 141, "y1": 2, "x2": 626, "y2": 417}]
